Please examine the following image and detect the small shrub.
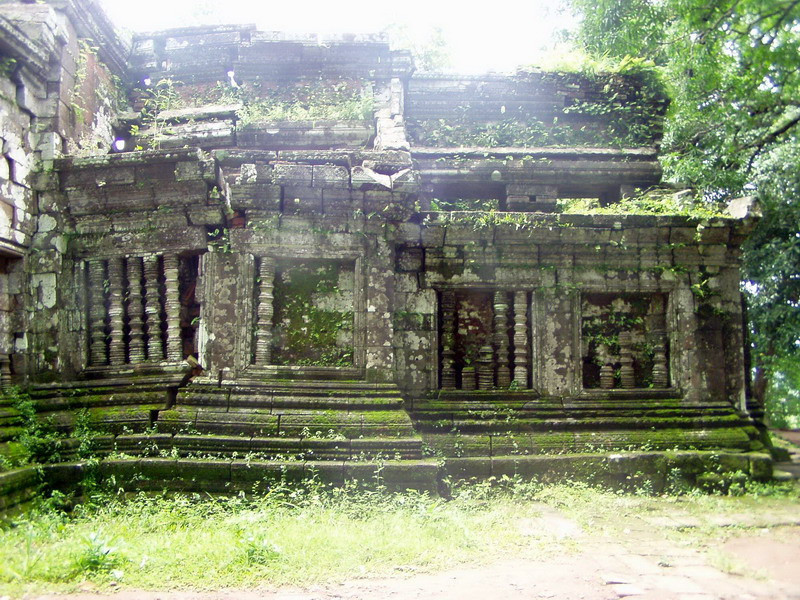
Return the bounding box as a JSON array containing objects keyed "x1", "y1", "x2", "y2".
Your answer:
[
  {"x1": 240, "y1": 535, "x2": 283, "y2": 566},
  {"x1": 72, "y1": 531, "x2": 123, "y2": 576}
]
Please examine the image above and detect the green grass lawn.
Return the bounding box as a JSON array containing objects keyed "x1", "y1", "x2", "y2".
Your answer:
[{"x1": 1, "y1": 477, "x2": 798, "y2": 597}]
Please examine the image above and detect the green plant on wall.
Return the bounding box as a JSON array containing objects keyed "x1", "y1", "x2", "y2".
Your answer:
[
  {"x1": 64, "y1": 40, "x2": 129, "y2": 156},
  {"x1": 581, "y1": 294, "x2": 661, "y2": 388},
  {"x1": 272, "y1": 261, "x2": 354, "y2": 367},
  {"x1": 582, "y1": 311, "x2": 644, "y2": 357},
  {"x1": 199, "y1": 77, "x2": 373, "y2": 126},
  {"x1": 0, "y1": 55, "x2": 17, "y2": 78},
  {"x1": 408, "y1": 68, "x2": 665, "y2": 149},
  {"x1": 133, "y1": 78, "x2": 184, "y2": 150},
  {"x1": 430, "y1": 198, "x2": 499, "y2": 211},
  {"x1": 557, "y1": 188, "x2": 728, "y2": 218}
]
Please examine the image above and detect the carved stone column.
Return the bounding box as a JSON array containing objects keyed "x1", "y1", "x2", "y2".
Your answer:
[
  {"x1": 619, "y1": 331, "x2": 635, "y2": 389},
  {"x1": 0, "y1": 355, "x2": 12, "y2": 389},
  {"x1": 493, "y1": 291, "x2": 511, "y2": 387},
  {"x1": 126, "y1": 257, "x2": 147, "y2": 364},
  {"x1": 253, "y1": 258, "x2": 275, "y2": 365},
  {"x1": 600, "y1": 362, "x2": 615, "y2": 389},
  {"x1": 652, "y1": 335, "x2": 669, "y2": 388},
  {"x1": 106, "y1": 257, "x2": 126, "y2": 366},
  {"x1": 513, "y1": 291, "x2": 529, "y2": 388},
  {"x1": 461, "y1": 366, "x2": 476, "y2": 391},
  {"x1": 87, "y1": 259, "x2": 108, "y2": 366},
  {"x1": 440, "y1": 290, "x2": 456, "y2": 390},
  {"x1": 162, "y1": 254, "x2": 183, "y2": 361},
  {"x1": 143, "y1": 255, "x2": 162, "y2": 360},
  {"x1": 477, "y1": 344, "x2": 494, "y2": 390}
]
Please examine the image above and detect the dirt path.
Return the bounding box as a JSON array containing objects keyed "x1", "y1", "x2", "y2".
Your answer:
[{"x1": 25, "y1": 507, "x2": 800, "y2": 600}]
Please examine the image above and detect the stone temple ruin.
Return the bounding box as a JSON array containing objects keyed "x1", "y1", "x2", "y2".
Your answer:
[{"x1": 0, "y1": 1, "x2": 772, "y2": 510}]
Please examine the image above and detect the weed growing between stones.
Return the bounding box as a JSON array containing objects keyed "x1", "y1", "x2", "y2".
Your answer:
[
  {"x1": 0, "y1": 387, "x2": 100, "y2": 471},
  {"x1": 0, "y1": 475, "x2": 797, "y2": 596}
]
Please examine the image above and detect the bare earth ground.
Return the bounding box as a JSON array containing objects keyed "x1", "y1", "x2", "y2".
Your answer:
[{"x1": 25, "y1": 504, "x2": 800, "y2": 600}]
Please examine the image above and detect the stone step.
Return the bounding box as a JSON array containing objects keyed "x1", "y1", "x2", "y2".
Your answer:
[
  {"x1": 233, "y1": 366, "x2": 366, "y2": 381},
  {"x1": 157, "y1": 407, "x2": 416, "y2": 439},
  {"x1": 30, "y1": 374, "x2": 185, "y2": 394},
  {"x1": 188, "y1": 379, "x2": 401, "y2": 394},
  {"x1": 180, "y1": 391, "x2": 403, "y2": 411},
  {"x1": 22, "y1": 391, "x2": 167, "y2": 413},
  {"x1": 434, "y1": 389, "x2": 681, "y2": 402},
  {"x1": 409, "y1": 397, "x2": 719, "y2": 412},
  {"x1": 417, "y1": 414, "x2": 752, "y2": 434},
  {"x1": 40, "y1": 458, "x2": 441, "y2": 495},
  {"x1": 55, "y1": 433, "x2": 424, "y2": 461},
  {"x1": 412, "y1": 405, "x2": 741, "y2": 421},
  {"x1": 422, "y1": 426, "x2": 758, "y2": 457},
  {"x1": 441, "y1": 451, "x2": 773, "y2": 491},
  {"x1": 772, "y1": 461, "x2": 800, "y2": 480},
  {"x1": 30, "y1": 405, "x2": 162, "y2": 435}
]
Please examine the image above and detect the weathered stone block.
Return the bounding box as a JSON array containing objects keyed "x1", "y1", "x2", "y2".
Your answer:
[
  {"x1": 187, "y1": 207, "x2": 225, "y2": 225},
  {"x1": 312, "y1": 164, "x2": 349, "y2": 189},
  {"x1": 272, "y1": 163, "x2": 314, "y2": 186}
]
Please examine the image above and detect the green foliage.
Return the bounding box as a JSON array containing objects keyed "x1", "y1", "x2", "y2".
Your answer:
[
  {"x1": 272, "y1": 262, "x2": 354, "y2": 367},
  {"x1": 567, "y1": 0, "x2": 800, "y2": 411},
  {"x1": 557, "y1": 188, "x2": 728, "y2": 218},
  {"x1": 424, "y1": 209, "x2": 553, "y2": 232},
  {"x1": 569, "y1": 0, "x2": 668, "y2": 64},
  {"x1": 7, "y1": 387, "x2": 64, "y2": 467},
  {"x1": 203, "y1": 78, "x2": 373, "y2": 125},
  {"x1": 530, "y1": 47, "x2": 657, "y2": 76},
  {"x1": 0, "y1": 55, "x2": 17, "y2": 78},
  {"x1": 0, "y1": 387, "x2": 100, "y2": 470},
  {"x1": 409, "y1": 67, "x2": 665, "y2": 148},
  {"x1": 1, "y1": 478, "x2": 797, "y2": 594},
  {"x1": 582, "y1": 312, "x2": 643, "y2": 358},
  {"x1": 741, "y1": 141, "x2": 800, "y2": 378},
  {"x1": 383, "y1": 24, "x2": 452, "y2": 72},
  {"x1": 206, "y1": 227, "x2": 231, "y2": 253},
  {"x1": 0, "y1": 482, "x2": 537, "y2": 591},
  {"x1": 764, "y1": 355, "x2": 800, "y2": 428},
  {"x1": 429, "y1": 198, "x2": 499, "y2": 211},
  {"x1": 133, "y1": 78, "x2": 184, "y2": 150},
  {"x1": 73, "y1": 532, "x2": 123, "y2": 576}
]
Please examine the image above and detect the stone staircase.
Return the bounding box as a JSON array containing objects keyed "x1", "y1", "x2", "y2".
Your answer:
[
  {"x1": 155, "y1": 378, "x2": 425, "y2": 461},
  {"x1": 410, "y1": 390, "x2": 763, "y2": 459},
  {"x1": 0, "y1": 380, "x2": 776, "y2": 508},
  {"x1": 0, "y1": 377, "x2": 438, "y2": 499}
]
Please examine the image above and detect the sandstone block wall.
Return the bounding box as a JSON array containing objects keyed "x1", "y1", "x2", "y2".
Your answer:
[{"x1": 0, "y1": 0, "x2": 757, "y2": 423}]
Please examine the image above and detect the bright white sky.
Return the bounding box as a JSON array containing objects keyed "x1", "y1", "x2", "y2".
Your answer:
[{"x1": 98, "y1": 0, "x2": 575, "y2": 73}]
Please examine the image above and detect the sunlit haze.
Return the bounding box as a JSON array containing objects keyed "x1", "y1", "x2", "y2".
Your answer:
[{"x1": 98, "y1": 0, "x2": 574, "y2": 73}]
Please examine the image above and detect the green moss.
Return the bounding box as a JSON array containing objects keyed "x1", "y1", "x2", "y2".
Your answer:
[{"x1": 272, "y1": 261, "x2": 354, "y2": 367}]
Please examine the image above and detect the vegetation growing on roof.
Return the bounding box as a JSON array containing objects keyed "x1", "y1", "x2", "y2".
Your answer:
[
  {"x1": 557, "y1": 188, "x2": 729, "y2": 218},
  {"x1": 408, "y1": 67, "x2": 667, "y2": 149},
  {"x1": 200, "y1": 78, "x2": 374, "y2": 125}
]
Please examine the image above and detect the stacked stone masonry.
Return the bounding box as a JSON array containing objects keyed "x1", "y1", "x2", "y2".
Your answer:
[{"x1": 0, "y1": 0, "x2": 770, "y2": 501}]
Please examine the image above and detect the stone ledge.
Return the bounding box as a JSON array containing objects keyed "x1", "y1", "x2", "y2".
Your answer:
[{"x1": 0, "y1": 450, "x2": 776, "y2": 515}]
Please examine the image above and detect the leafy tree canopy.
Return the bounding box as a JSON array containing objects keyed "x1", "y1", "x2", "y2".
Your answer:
[{"x1": 565, "y1": 0, "x2": 800, "y2": 418}]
